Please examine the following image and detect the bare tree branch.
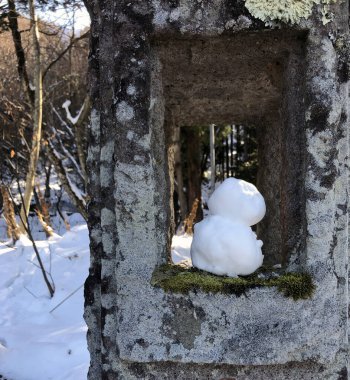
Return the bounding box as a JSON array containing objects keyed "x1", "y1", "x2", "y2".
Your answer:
[
  {"x1": 46, "y1": 141, "x2": 88, "y2": 221},
  {"x1": 8, "y1": 184, "x2": 55, "y2": 298},
  {"x1": 43, "y1": 30, "x2": 89, "y2": 80}
]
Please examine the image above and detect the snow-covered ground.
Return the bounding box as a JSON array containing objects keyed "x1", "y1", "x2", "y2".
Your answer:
[
  {"x1": 0, "y1": 218, "x2": 192, "y2": 380},
  {"x1": 0, "y1": 224, "x2": 90, "y2": 380}
]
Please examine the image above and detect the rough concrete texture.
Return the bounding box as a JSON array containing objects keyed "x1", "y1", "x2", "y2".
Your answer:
[{"x1": 83, "y1": 0, "x2": 349, "y2": 378}]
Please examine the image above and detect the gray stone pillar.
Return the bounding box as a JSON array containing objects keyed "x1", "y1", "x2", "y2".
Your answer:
[{"x1": 84, "y1": 0, "x2": 350, "y2": 378}]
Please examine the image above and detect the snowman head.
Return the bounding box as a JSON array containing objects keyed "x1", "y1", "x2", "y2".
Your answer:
[{"x1": 208, "y1": 178, "x2": 266, "y2": 226}]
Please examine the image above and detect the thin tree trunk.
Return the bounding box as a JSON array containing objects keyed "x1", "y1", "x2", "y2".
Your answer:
[
  {"x1": 56, "y1": 191, "x2": 70, "y2": 231},
  {"x1": 209, "y1": 124, "x2": 215, "y2": 194},
  {"x1": 66, "y1": 15, "x2": 88, "y2": 189},
  {"x1": 230, "y1": 125, "x2": 234, "y2": 177},
  {"x1": 220, "y1": 140, "x2": 224, "y2": 181},
  {"x1": 235, "y1": 124, "x2": 241, "y2": 174},
  {"x1": 19, "y1": 0, "x2": 43, "y2": 233},
  {"x1": 184, "y1": 126, "x2": 202, "y2": 223},
  {"x1": 9, "y1": 185, "x2": 55, "y2": 297},
  {"x1": 173, "y1": 127, "x2": 187, "y2": 221},
  {"x1": 73, "y1": 96, "x2": 90, "y2": 188},
  {"x1": 7, "y1": 0, "x2": 34, "y2": 104},
  {"x1": 242, "y1": 125, "x2": 248, "y2": 162},
  {"x1": 0, "y1": 185, "x2": 20, "y2": 242},
  {"x1": 225, "y1": 135, "x2": 229, "y2": 179},
  {"x1": 34, "y1": 186, "x2": 54, "y2": 237},
  {"x1": 44, "y1": 163, "x2": 51, "y2": 201}
]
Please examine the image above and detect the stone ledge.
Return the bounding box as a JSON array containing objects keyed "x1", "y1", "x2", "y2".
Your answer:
[{"x1": 151, "y1": 264, "x2": 315, "y2": 300}]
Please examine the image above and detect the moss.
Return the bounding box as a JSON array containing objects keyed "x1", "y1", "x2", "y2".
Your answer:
[{"x1": 151, "y1": 264, "x2": 315, "y2": 301}]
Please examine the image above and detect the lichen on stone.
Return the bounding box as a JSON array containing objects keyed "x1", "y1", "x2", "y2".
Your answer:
[
  {"x1": 244, "y1": 0, "x2": 336, "y2": 25},
  {"x1": 152, "y1": 264, "x2": 315, "y2": 300},
  {"x1": 116, "y1": 101, "x2": 134, "y2": 123}
]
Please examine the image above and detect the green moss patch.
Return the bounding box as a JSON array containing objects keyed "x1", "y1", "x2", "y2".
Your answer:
[{"x1": 151, "y1": 264, "x2": 315, "y2": 301}]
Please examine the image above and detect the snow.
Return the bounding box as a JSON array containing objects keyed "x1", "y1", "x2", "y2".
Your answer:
[
  {"x1": 62, "y1": 100, "x2": 84, "y2": 126},
  {"x1": 171, "y1": 234, "x2": 192, "y2": 265},
  {"x1": 0, "y1": 224, "x2": 90, "y2": 380},
  {"x1": 57, "y1": 138, "x2": 85, "y2": 181},
  {"x1": 191, "y1": 178, "x2": 266, "y2": 277},
  {"x1": 52, "y1": 106, "x2": 74, "y2": 137},
  {"x1": 49, "y1": 144, "x2": 86, "y2": 203},
  {"x1": 38, "y1": 6, "x2": 90, "y2": 32},
  {"x1": 207, "y1": 177, "x2": 266, "y2": 226}
]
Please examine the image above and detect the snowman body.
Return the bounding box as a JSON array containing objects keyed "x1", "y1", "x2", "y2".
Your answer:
[{"x1": 190, "y1": 178, "x2": 266, "y2": 277}]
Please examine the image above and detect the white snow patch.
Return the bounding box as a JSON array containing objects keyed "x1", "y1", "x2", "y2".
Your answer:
[
  {"x1": 62, "y1": 100, "x2": 84, "y2": 125},
  {"x1": 171, "y1": 234, "x2": 192, "y2": 265},
  {"x1": 0, "y1": 224, "x2": 90, "y2": 380}
]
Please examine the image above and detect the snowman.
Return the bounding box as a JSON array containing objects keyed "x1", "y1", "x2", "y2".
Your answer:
[{"x1": 190, "y1": 177, "x2": 266, "y2": 277}]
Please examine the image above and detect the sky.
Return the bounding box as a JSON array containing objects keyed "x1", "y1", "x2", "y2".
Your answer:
[
  {"x1": 0, "y1": 1, "x2": 91, "y2": 31},
  {"x1": 39, "y1": 5, "x2": 90, "y2": 32}
]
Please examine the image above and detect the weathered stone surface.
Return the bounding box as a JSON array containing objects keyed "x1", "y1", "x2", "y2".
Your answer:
[{"x1": 84, "y1": 0, "x2": 349, "y2": 378}]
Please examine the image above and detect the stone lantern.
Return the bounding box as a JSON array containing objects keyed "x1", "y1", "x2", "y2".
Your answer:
[{"x1": 84, "y1": 1, "x2": 349, "y2": 378}]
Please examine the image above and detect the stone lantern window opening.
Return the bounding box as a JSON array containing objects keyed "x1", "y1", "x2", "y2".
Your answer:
[{"x1": 153, "y1": 30, "x2": 307, "y2": 267}]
